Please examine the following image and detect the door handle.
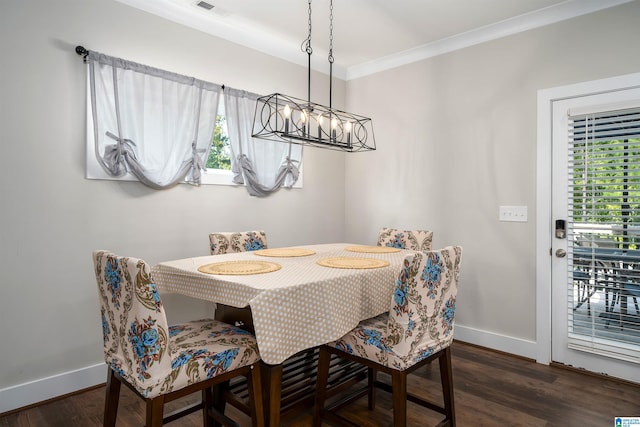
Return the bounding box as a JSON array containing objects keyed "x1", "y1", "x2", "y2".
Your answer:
[{"x1": 555, "y1": 249, "x2": 567, "y2": 258}]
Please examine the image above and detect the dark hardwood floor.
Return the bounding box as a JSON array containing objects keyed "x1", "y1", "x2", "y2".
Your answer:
[{"x1": 2, "y1": 341, "x2": 639, "y2": 426}]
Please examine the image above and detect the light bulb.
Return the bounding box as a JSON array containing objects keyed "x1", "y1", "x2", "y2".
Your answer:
[{"x1": 283, "y1": 104, "x2": 291, "y2": 133}]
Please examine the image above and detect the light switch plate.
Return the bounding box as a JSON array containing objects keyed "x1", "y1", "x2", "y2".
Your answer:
[{"x1": 499, "y1": 205, "x2": 528, "y2": 222}]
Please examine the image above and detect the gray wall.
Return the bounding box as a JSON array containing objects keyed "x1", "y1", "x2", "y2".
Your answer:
[
  {"x1": 345, "y1": 1, "x2": 640, "y2": 342},
  {"x1": 0, "y1": 0, "x2": 346, "y2": 392},
  {"x1": 2, "y1": 0, "x2": 640, "y2": 411}
]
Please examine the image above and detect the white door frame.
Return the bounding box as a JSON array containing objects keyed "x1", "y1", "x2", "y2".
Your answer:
[{"x1": 536, "y1": 72, "x2": 640, "y2": 365}]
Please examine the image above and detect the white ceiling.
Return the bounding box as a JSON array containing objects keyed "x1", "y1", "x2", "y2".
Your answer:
[{"x1": 116, "y1": 0, "x2": 633, "y2": 80}]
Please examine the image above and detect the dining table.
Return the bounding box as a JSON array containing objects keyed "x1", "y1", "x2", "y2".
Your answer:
[{"x1": 151, "y1": 242, "x2": 417, "y2": 426}]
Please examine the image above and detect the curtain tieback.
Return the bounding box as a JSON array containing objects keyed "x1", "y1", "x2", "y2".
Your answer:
[
  {"x1": 285, "y1": 156, "x2": 300, "y2": 167},
  {"x1": 189, "y1": 141, "x2": 206, "y2": 185},
  {"x1": 104, "y1": 131, "x2": 137, "y2": 177},
  {"x1": 283, "y1": 156, "x2": 300, "y2": 182}
]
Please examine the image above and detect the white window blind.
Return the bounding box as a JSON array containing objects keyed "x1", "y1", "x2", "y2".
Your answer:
[{"x1": 567, "y1": 106, "x2": 640, "y2": 362}]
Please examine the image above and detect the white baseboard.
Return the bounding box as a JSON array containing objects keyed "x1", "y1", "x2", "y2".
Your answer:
[
  {"x1": 0, "y1": 326, "x2": 540, "y2": 414},
  {"x1": 0, "y1": 363, "x2": 106, "y2": 414},
  {"x1": 454, "y1": 324, "x2": 539, "y2": 361}
]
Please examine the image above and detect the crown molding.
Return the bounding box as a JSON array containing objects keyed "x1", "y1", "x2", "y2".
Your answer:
[
  {"x1": 346, "y1": 0, "x2": 635, "y2": 80},
  {"x1": 115, "y1": 0, "x2": 348, "y2": 79},
  {"x1": 116, "y1": 0, "x2": 634, "y2": 82}
]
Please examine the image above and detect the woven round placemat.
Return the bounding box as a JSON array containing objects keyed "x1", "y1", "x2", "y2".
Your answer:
[
  {"x1": 198, "y1": 260, "x2": 281, "y2": 275},
  {"x1": 316, "y1": 257, "x2": 390, "y2": 269},
  {"x1": 253, "y1": 248, "x2": 316, "y2": 257},
  {"x1": 344, "y1": 245, "x2": 401, "y2": 253}
]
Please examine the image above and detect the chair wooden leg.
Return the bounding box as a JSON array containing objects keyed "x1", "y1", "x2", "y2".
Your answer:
[
  {"x1": 248, "y1": 365, "x2": 265, "y2": 427},
  {"x1": 439, "y1": 347, "x2": 456, "y2": 426},
  {"x1": 391, "y1": 370, "x2": 407, "y2": 427},
  {"x1": 104, "y1": 367, "x2": 121, "y2": 427},
  {"x1": 312, "y1": 347, "x2": 331, "y2": 427},
  {"x1": 203, "y1": 387, "x2": 214, "y2": 427},
  {"x1": 212, "y1": 381, "x2": 228, "y2": 427},
  {"x1": 146, "y1": 395, "x2": 165, "y2": 427},
  {"x1": 367, "y1": 367, "x2": 377, "y2": 410}
]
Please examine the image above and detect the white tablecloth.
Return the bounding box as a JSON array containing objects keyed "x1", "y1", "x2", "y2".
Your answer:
[{"x1": 151, "y1": 243, "x2": 415, "y2": 365}]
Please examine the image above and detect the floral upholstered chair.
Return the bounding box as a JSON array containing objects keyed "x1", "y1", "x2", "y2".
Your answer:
[
  {"x1": 93, "y1": 251, "x2": 264, "y2": 427},
  {"x1": 377, "y1": 227, "x2": 433, "y2": 251},
  {"x1": 313, "y1": 246, "x2": 462, "y2": 427},
  {"x1": 209, "y1": 230, "x2": 268, "y2": 255}
]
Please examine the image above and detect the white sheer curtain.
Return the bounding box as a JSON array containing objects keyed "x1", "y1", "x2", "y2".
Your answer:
[
  {"x1": 87, "y1": 51, "x2": 221, "y2": 189},
  {"x1": 224, "y1": 88, "x2": 302, "y2": 197}
]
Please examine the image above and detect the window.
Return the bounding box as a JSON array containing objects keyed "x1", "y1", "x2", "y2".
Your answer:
[
  {"x1": 570, "y1": 108, "x2": 640, "y2": 249},
  {"x1": 85, "y1": 51, "x2": 221, "y2": 189},
  {"x1": 200, "y1": 108, "x2": 303, "y2": 188},
  {"x1": 85, "y1": 49, "x2": 302, "y2": 194},
  {"x1": 567, "y1": 105, "x2": 640, "y2": 362},
  {"x1": 200, "y1": 105, "x2": 234, "y2": 186},
  {"x1": 206, "y1": 114, "x2": 231, "y2": 171}
]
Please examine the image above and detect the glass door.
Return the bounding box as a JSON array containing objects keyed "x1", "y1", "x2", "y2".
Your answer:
[{"x1": 551, "y1": 88, "x2": 640, "y2": 383}]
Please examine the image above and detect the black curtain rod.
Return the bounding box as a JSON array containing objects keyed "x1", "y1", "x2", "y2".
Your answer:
[
  {"x1": 74, "y1": 45, "x2": 227, "y2": 90},
  {"x1": 75, "y1": 45, "x2": 89, "y2": 61}
]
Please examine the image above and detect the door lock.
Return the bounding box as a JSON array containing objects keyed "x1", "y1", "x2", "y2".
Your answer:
[
  {"x1": 555, "y1": 249, "x2": 567, "y2": 258},
  {"x1": 555, "y1": 219, "x2": 566, "y2": 239}
]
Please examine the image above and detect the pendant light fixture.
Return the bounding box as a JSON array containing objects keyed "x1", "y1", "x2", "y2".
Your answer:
[{"x1": 251, "y1": 0, "x2": 376, "y2": 152}]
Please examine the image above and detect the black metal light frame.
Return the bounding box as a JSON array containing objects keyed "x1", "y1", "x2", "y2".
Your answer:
[
  {"x1": 251, "y1": 0, "x2": 376, "y2": 152},
  {"x1": 252, "y1": 93, "x2": 375, "y2": 152}
]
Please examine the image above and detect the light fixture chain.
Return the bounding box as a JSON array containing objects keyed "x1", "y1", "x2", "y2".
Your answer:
[
  {"x1": 328, "y1": 0, "x2": 334, "y2": 63},
  {"x1": 301, "y1": 0, "x2": 313, "y2": 54}
]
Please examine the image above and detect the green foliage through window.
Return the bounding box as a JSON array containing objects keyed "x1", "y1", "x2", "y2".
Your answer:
[
  {"x1": 206, "y1": 115, "x2": 231, "y2": 170},
  {"x1": 571, "y1": 138, "x2": 640, "y2": 249}
]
